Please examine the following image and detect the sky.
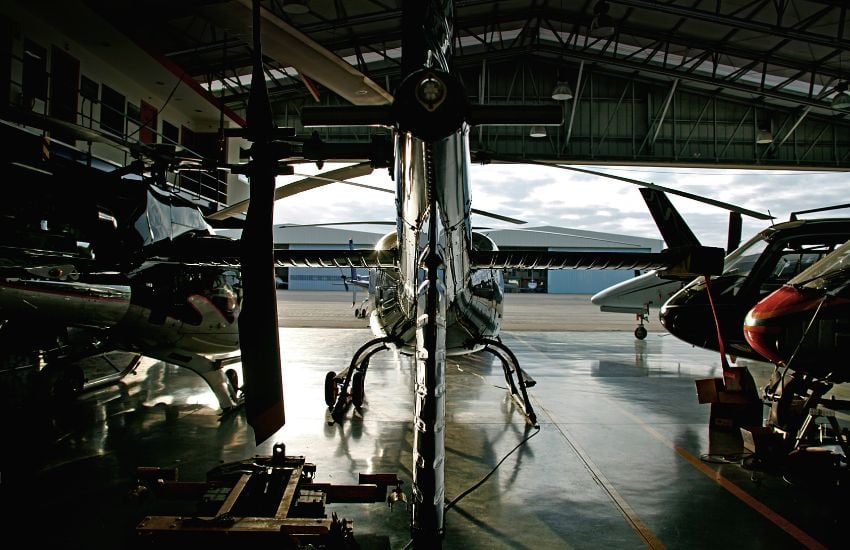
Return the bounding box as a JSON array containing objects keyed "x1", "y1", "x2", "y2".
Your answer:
[{"x1": 271, "y1": 161, "x2": 850, "y2": 251}]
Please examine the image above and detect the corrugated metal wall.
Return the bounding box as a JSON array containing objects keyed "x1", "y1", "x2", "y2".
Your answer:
[
  {"x1": 547, "y1": 269, "x2": 635, "y2": 294},
  {"x1": 287, "y1": 244, "x2": 370, "y2": 290},
  {"x1": 547, "y1": 248, "x2": 649, "y2": 294}
]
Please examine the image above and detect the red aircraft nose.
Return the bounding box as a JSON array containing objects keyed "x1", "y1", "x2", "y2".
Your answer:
[{"x1": 743, "y1": 286, "x2": 823, "y2": 365}]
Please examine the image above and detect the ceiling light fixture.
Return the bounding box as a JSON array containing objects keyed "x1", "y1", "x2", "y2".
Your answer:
[
  {"x1": 832, "y1": 82, "x2": 850, "y2": 109},
  {"x1": 551, "y1": 67, "x2": 573, "y2": 101},
  {"x1": 529, "y1": 126, "x2": 547, "y2": 138},
  {"x1": 282, "y1": 1, "x2": 310, "y2": 15},
  {"x1": 756, "y1": 128, "x2": 773, "y2": 144}
]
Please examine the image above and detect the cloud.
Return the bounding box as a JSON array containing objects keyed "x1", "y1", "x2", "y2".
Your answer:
[{"x1": 271, "y1": 162, "x2": 850, "y2": 250}]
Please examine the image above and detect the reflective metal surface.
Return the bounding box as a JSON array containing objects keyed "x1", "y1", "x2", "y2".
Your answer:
[{"x1": 1, "y1": 327, "x2": 845, "y2": 548}]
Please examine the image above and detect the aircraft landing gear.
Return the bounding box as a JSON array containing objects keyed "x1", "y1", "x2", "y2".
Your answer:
[
  {"x1": 325, "y1": 336, "x2": 398, "y2": 423},
  {"x1": 634, "y1": 313, "x2": 649, "y2": 340},
  {"x1": 354, "y1": 297, "x2": 370, "y2": 319},
  {"x1": 753, "y1": 370, "x2": 850, "y2": 486},
  {"x1": 470, "y1": 337, "x2": 538, "y2": 426}
]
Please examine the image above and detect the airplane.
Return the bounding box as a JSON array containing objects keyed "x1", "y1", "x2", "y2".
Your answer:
[
  {"x1": 590, "y1": 270, "x2": 687, "y2": 339},
  {"x1": 206, "y1": 1, "x2": 730, "y2": 546},
  {"x1": 591, "y1": 190, "x2": 754, "y2": 340},
  {"x1": 338, "y1": 238, "x2": 371, "y2": 318},
  {"x1": 0, "y1": 123, "x2": 246, "y2": 414}
]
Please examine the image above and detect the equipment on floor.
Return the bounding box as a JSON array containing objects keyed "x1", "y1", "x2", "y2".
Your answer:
[{"x1": 134, "y1": 442, "x2": 402, "y2": 547}]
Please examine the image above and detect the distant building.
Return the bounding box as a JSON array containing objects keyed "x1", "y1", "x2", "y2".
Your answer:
[
  {"x1": 479, "y1": 226, "x2": 663, "y2": 294},
  {"x1": 220, "y1": 224, "x2": 663, "y2": 294}
]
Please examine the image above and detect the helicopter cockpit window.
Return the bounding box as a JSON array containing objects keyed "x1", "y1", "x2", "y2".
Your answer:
[
  {"x1": 723, "y1": 235, "x2": 768, "y2": 278},
  {"x1": 789, "y1": 240, "x2": 850, "y2": 292},
  {"x1": 758, "y1": 243, "x2": 838, "y2": 296}
]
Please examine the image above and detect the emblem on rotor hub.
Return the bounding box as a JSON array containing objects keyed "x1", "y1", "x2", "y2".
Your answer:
[{"x1": 416, "y1": 73, "x2": 447, "y2": 112}]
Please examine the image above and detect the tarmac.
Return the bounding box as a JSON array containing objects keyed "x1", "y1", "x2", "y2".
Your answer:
[
  {"x1": 1, "y1": 290, "x2": 846, "y2": 549},
  {"x1": 277, "y1": 290, "x2": 655, "y2": 332}
]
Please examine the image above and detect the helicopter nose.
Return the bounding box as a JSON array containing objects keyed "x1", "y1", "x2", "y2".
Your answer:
[
  {"x1": 658, "y1": 292, "x2": 688, "y2": 333},
  {"x1": 659, "y1": 289, "x2": 713, "y2": 348},
  {"x1": 743, "y1": 286, "x2": 809, "y2": 365}
]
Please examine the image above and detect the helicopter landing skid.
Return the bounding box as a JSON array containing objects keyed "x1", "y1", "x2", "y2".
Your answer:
[{"x1": 469, "y1": 337, "x2": 538, "y2": 427}]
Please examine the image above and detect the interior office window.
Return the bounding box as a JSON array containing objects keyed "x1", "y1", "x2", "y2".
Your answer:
[
  {"x1": 100, "y1": 84, "x2": 125, "y2": 136},
  {"x1": 162, "y1": 120, "x2": 178, "y2": 144},
  {"x1": 79, "y1": 75, "x2": 98, "y2": 128},
  {"x1": 49, "y1": 46, "x2": 80, "y2": 129},
  {"x1": 22, "y1": 39, "x2": 47, "y2": 102},
  {"x1": 127, "y1": 102, "x2": 140, "y2": 124}
]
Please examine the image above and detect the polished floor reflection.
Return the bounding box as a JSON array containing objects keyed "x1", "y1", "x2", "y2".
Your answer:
[{"x1": 0, "y1": 329, "x2": 845, "y2": 549}]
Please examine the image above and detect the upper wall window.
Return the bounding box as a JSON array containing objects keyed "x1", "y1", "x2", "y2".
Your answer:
[
  {"x1": 22, "y1": 39, "x2": 47, "y2": 101},
  {"x1": 100, "y1": 84, "x2": 125, "y2": 136},
  {"x1": 162, "y1": 120, "x2": 178, "y2": 145}
]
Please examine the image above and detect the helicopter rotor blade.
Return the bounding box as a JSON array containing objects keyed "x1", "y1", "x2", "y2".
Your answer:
[
  {"x1": 285, "y1": 173, "x2": 528, "y2": 225},
  {"x1": 238, "y1": 0, "x2": 285, "y2": 445},
  {"x1": 207, "y1": 162, "x2": 374, "y2": 221},
  {"x1": 200, "y1": 0, "x2": 392, "y2": 106},
  {"x1": 551, "y1": 164, "x2": 773, "y2": 220},
  {"x1": 479, "y1": 154, "x2": 773, "y2": 221}
]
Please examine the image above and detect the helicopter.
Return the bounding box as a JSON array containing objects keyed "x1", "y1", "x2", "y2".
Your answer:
[{"x1": 0, "y1": 120, "x2": 245, "y2": 413}]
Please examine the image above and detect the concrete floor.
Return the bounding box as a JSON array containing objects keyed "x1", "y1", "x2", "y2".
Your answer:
[{"x1": 0, "y1": 297, "x2": 846, "y2": 549}]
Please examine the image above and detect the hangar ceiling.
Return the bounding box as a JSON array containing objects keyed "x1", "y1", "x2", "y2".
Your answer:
[{"x1": 84, "y1": 0, "x2": 850, "y2": 169}]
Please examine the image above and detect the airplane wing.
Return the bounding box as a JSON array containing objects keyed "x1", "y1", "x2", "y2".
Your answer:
[
  {"x1": 160, "y1": 237, "x2": 721, "y2": 277},
  {"x1": 471, "y1": 245, "x2": 725, "y2": 278}
]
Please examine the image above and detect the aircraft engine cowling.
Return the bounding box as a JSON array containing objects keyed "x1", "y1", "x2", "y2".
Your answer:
[{"x1": 368, "y1": 230, "x2": 504, "y2": 355}]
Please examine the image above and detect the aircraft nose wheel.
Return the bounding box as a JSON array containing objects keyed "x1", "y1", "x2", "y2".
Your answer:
[
  {"x1": 351, "y1": 371, "x2": 365, "y2": 407},
  {"x1": 325, "y1": 337, "x2": 396, "y2": 422},
  {"x1": 324, "y1": 371, "x2": 339, "y2": 407},
  {"x1": 634, "y1": 312, "x2": 649, "y2": 340}
]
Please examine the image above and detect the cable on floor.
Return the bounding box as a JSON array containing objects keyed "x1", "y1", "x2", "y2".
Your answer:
[{"x1": 444, "y1": 424, "x2": 541, "y2": 513}]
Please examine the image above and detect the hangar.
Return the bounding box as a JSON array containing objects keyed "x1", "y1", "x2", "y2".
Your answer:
[
  {"x1": 1, "y1": 1, "x2": 849, "y2": 549},
  {"x1": 232, "y1": 225, "x2": 662, "y2": 292}
]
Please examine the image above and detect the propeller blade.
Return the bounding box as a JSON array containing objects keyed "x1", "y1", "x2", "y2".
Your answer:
[
  {"x1": 201, "y1": 0, "x2": 392, "y2": 106},
  {"x1": 207, "y1": 162, "x2": 374, "y2": 221},
  {"x1": 238, "y1": 0, "x2": 285, "y2": 445}
]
